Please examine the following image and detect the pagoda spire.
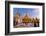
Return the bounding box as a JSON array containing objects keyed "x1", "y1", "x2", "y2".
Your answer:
[
  {"x1": 25, "y1": 8, "x2": 28, "y2": 17},
  {"x1": 16, "y1": 8, "x2": 20, "y2": 16}
]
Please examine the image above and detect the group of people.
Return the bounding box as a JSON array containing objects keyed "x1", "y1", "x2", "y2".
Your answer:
[{"x1": 32, "y1": 18, "x2": 39, "y2": 27}]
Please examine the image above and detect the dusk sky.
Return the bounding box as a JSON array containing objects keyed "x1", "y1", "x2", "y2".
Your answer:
[{"x1": 13, "y1": 8, "x2": 39, "y2": 18}]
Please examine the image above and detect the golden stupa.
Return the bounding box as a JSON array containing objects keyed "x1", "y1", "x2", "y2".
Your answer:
[{"x1": 22, "y1": 13, "x2": 31, "y2": 23}]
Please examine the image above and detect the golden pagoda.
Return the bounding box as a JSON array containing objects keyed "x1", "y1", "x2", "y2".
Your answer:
[{"x1": 22, "y1": 12, "x2": 31, "y2": 23}]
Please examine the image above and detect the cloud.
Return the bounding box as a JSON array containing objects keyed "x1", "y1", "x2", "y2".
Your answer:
[
  {"x1": 28, "y1": 8, "x2": 39, "y2": 19},
  {"x1": 32, "y1": 8, "x2": 39, "y2": 17}
]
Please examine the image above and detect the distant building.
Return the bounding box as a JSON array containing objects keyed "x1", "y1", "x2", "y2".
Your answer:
[{"x1": 15, "y1": 12, "x2": 22, "y2": 24}]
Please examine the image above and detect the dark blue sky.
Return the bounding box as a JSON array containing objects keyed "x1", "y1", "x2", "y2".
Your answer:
[{"x1": 13, "y1": 8, "x2": 39, "y2": 17}]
